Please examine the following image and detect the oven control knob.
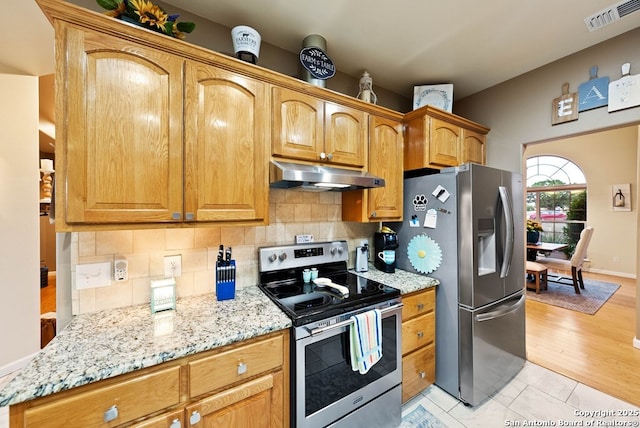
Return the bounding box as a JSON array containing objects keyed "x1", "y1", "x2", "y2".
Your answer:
[
  {"x1": 268, "y1": 253, "x2": 277, "y2": 263},
  {"x1": 331, "y1": 246, "x2": 344, "y2": 256},
  {"x1": 278, "y1": 252, "x2": 287, "y2": 261}
]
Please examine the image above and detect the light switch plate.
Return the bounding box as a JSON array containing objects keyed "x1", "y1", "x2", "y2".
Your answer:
[{"x1": 76, "y1": 262, "x2": 112, "y2": 289}]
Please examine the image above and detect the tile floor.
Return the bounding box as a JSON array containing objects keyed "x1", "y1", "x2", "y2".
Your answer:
[
  {"x1": 402, "y1": 361, "x2": 640, "y2": 427},
  {"x1": 1, "y1": 361, "x2": 638, "y2": 427}
]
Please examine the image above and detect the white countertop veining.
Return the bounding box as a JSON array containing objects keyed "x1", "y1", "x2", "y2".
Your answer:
[
  {"x1": 351, "y1": 263, "x2": 439, "y2": 295},
  {"x1": 0, "y1": 286, "x2": 291, "y2": 407}
]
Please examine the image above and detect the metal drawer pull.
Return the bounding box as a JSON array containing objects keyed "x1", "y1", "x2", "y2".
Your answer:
[
  {"x1": 170, "y1": 419, "x2": 182, "y2": 428},
  {"x1": 104, "y1": 405, "x2": 118, "y2": 423},
  {"x1": 419, "y1": 371, "x2": 426, "y2": 379},
  {"x1": 307, "y1": 303, "x2": 403, "y2": 336},
  {"x1": 237, "y1": 362, "x2": 248, "y2": 375},
  {"x1": 417, "y1": 303, "x2": 424, "y2": 310},
  {"x1": 417, "y1": 331, "x2": 424, "y2": 338}
]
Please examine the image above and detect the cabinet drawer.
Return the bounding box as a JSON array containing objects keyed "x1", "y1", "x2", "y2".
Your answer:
[
  {"x1": 401, "y1": 312, "x2": 435, "y2": 355},
  {"x1": 402, "y1": 343, "x2": 435, "y2": 403},
  {"x1": 189, "y1": 335, "x2": 283, "y2": 398},
  {"x1": 402, "y1": 289, "x2": 435, "y2": 321},
  {"x1": 24, "y1": 366, "x2": 181, "y2": 428}
]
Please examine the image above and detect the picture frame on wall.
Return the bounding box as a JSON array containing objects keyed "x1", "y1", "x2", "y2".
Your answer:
[
  {"x1": 611, "y1": 183, "x2": 631, "y2": 211},
  {"x1": 413, "y1": 84, "x2": 453, "y2": 112}
]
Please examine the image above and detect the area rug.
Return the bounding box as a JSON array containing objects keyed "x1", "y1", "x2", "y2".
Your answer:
[
  {"x1": 526, "y1": 277, "x2": 620, "y2": 314},
  {"x1": 399, "y1": 404, "x2": 448, "y2": 428}
]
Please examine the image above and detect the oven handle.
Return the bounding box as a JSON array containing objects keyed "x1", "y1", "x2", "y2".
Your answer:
[{"x1": 306, "y1": 303, "x2": 403, "y2": 336}]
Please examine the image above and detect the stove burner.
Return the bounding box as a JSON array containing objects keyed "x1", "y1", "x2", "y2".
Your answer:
[
  {"x1": 270, "y1": 284, "x2": 301, "y2": 298},
  {"x1": 293, "y1": 295, "x2": 332, "y2": 311}
]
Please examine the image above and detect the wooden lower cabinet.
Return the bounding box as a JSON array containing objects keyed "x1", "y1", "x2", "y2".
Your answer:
[
  {"x1": 9, "y1": 331, "x2": 289, "y2": 428},
  {"x1": 401, "y1": 288, "x2": 436, "y2": 403}
]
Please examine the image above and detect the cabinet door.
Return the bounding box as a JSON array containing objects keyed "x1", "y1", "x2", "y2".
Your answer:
[
  {"x1": 429, "y1": 117, "x2": 460, "y2": 167},
  {"x1": 271, "y1": 87, "x2": 323, "y2": 162},
  {"x1": 460, "y1": 128, "x2": 486, "y2": 165},
  {"x1": 324, "y1": 102, "x2": 366, "y2": 167},
  {"x1": 186, "y1": 372, "x2": 283, "y2": 428},
  {"x1": 367, "y1": 115, "x2": 403, "y2": 220},
  {"x1": 63, "y1": 25, "x2": 184, "y2": 223},
  {"x1": 184, "y1": 62, "x2": 269, "y2": 223}
]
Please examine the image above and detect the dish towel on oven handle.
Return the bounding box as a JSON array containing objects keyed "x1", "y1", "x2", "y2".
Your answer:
[{"x1": 349, "y1": 309, "x2": 382, "y2": 374}]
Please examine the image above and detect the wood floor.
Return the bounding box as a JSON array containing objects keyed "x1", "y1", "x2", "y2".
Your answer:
[
  {"x1": 38, "y1": 270, "x2": 639, "y2": 406},
  {"x1": 40, "y1": 273, "x2": 56, "y2": 314},
  {"x1": 526, "y1": 269, "x2": 640, "y2": 407}
]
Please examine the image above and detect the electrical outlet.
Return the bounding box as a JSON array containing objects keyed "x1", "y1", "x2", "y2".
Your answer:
[
  {"x1": 76, "y1": 262, "x2": 112, "y2": 289},
  {"x1": 164, "y1": 255, "x2": 182, "y2": 278}
]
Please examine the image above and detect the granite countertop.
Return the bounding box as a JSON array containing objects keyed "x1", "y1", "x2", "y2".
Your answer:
[
  {"x1": 351, "y1": 263, "x2": 439, "y2": 294},
  {"x1": 0, "y1": 286, "x2": 291, "y2": 407}
]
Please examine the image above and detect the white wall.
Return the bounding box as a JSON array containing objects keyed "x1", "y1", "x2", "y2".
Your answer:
[{"x1": 0, "y1": 74, "x2": 40, "y2": 372}]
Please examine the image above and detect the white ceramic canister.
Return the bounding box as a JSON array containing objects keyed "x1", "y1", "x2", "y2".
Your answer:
[{"x1": 231, "y1": 25, "x2": 261, "y2": 64}]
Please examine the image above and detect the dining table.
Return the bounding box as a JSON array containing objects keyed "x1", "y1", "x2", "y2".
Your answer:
[{"x1": 526, "y1": 242, "x2": 568, "y2": 261}]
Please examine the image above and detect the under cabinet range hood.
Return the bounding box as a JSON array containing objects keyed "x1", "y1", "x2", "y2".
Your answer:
[{"x1": 269, "y1": 160, "x2": 385, "y2": 191}]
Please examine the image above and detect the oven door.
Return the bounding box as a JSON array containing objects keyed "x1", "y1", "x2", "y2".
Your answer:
[{"x1": 294, "y1": 303, "x2": 403, "y2": 428}]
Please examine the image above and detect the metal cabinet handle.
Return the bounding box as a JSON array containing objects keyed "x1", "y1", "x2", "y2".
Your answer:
[
  {"x1": 371, "y1": 211, "x2": 377, "y2": 217},
  {"x1": 419, "y1": 371, "x2": 426, "y2": 379},
  {"x1": 320, "y1": 152, "x2": 327, "y2": 160},
  {"x1": 417, "y1": 303, "x2": 424, "y2": 310},
  {"x1": 327, "y1": 153, "x2": 333, "y2": 160},
  {"x1": 190, "y1": 410, "x2": 201, "y2": 425},
  {"x1": 237, "y1": 362, "x2": 248, "y2": 375},
  {"x1": 417, "y1": 331, "x2": 424, "y2": 338},
  {"x1": 170, "y1": 419, "x2": 182, "y2": 428},
  {"x1": 104, "y1": 405, "x2": 118, "y2": 423}
]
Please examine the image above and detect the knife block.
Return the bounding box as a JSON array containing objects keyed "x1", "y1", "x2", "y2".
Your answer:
[{"x1": 216, "y1": 260, "x2": 236, "y2": 301}]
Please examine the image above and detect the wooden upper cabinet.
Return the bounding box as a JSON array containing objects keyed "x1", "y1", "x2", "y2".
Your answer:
[
  {"x1": 460, "y1": 128, "x2": 486, "y2": 165},
  {"x1": 429, "y1": 118, "x2": 460, "y2": 167},
  {"x1": 403, "y1": 105, "x2": 489, "y2": 171},
  {"x1": 183, "y1": 62, "x2": 269, "y2": 223},
  {"x1": 63, "y1": 25, "x2": 184, "y2": 224},
  {"x1": 342, "y1": 114, "x2": 403, "y2": 222},
  {"x1": 324, "y1": 103, "x2": 366, "y2": 167},
  {"x1": 272, "y1": 87, "x2": 366, "y2": 167}
]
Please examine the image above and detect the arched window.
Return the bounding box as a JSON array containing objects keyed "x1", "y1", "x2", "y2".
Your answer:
[{"x1": 526, "y1": 156, "x2": 587, "y2": 250}]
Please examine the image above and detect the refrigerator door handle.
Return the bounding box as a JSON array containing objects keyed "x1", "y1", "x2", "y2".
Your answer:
[
  {"x1": 475, "y1": 295, "x2": 525, "y2": 322},
  {"x1": 498, "y1": 186, "x2": 514, "y2": 278}
]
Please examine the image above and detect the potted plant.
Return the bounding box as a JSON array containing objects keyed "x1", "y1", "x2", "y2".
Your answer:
[{"x1": 526, "y1": 219, "x2": 543, "y2": 244}]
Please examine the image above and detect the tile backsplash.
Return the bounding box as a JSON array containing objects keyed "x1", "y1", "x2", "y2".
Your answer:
[{"x1": 71, "y1": 189, "x2": 378, "y2": 314}]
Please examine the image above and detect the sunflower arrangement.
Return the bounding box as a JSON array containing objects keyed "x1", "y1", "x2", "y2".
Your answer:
[
  {"x1": 97, "y1": 0, "x2": 196, "y2": 39},
  {"x1": 526, "y1": 219, "x2": 543, "y2": 232}
]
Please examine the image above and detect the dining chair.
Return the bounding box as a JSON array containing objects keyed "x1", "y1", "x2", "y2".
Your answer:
[{"x1": 537, "y1": 227, "x2": 594, "y2": 294}]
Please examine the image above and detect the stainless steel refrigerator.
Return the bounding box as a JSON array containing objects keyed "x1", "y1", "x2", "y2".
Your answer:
[{"x1": 388, "y1": 163, "x2": 526, "y2": 406}]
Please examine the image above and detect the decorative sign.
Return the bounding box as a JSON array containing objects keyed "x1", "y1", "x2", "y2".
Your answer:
[
  {"x1": 413, "y1": 84, "x2": 453, "y2": 112},
  {"x1": 578, "y1": 66, "x2": 609, "y2": 112},
  {"x1": 299, "y1": 47, "x2": 336, "y2": 80},
  {"x1": 611, "y1": 184, "x2": 631, "y2": 212},
  {"x1": 608, "y1": 63, "x2": 640, "y2": 113},
  {"x1": 552, "y1": 82, "x2": 578, "y2": 125}
]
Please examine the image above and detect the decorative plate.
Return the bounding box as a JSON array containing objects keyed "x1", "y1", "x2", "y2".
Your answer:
[
  {"x1": 407, "y1": 234, "x2": 443, "y2": 274},
  {"x1": 413, "y1": 84, "x2": 453, "y2": 112}
]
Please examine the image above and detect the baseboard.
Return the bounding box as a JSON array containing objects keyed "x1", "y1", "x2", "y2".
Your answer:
[
  {"x1": 586, "y1": 267, "x2": 636, "y2": 279},
  {"x1": 0, "y1": 352, "x2": 38, "y2": 378},
  {"x1": 634, "y1": 337, "x2": 640, "y2": 350}
]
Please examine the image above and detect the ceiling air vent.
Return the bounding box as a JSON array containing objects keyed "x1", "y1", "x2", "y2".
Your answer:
[{"x1": 584, "y1": 0, "x2": 640, "y2": 31}]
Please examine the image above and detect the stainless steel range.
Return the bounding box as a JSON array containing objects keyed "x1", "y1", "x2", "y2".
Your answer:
[{"x1": 258, "y1": 241, "x2": 402, "y2": 428}]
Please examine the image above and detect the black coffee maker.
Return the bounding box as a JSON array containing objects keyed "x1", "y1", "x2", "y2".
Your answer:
[{"x1": 374, "y1": 231, "x2": 399, "y2": 273}]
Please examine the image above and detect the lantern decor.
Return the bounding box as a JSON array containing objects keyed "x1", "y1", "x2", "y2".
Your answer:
[
  {"x1": 611, "y1": 184, "x2": 631, "y2": 211},
  {"x1": 356, "y1": 71, "x2": 377, "y2": 104}
]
